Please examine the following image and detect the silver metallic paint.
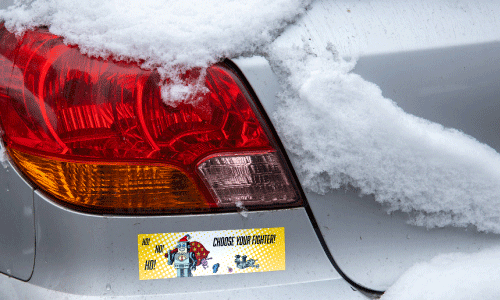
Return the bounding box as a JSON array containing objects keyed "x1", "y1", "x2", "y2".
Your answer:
[
  {"x1": 1, "y1": 273, "x2": 367, "y2": 300},
  {"x1": 1, "y1": 0, "x2": 499, "y2": 296},
  {"x1": 354, "y1": 42, "x2": 500, "y2": 153},
  {"x1": 0, "y1": 151, "x2": 35, "y2": 281},
  {"x1": 234, "y1": 53, "x2": 500, "y2": 291},
  {"x1": 29, "y1": 190, "x2": 340, "y2": 296}
]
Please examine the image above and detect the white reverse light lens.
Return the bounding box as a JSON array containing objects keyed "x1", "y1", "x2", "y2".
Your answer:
[{"x1": 197, "y1": 152, "x2": 298, "y2": 206}]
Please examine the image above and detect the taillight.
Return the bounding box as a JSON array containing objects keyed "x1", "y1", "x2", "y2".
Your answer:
[{"x1": 0, "y1": 24, "x2": 301, "y2": 214}]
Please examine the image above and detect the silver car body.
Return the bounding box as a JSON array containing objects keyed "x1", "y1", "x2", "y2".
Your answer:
[{"x1": 1, "y1": 0, "x2": 500, "y2": 298}]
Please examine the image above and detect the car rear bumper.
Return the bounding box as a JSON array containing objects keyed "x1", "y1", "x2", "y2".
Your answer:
[
  {"x1": 0, "y1": 179, "x2": 374, "y2": 299},
  {"x1": 0, "y1": 274, "x2": 368, "y2": 299}
]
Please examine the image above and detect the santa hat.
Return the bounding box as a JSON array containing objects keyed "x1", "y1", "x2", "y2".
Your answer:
[{"x1": 178, "y1": 234, "x2": 191, "y2": 242}]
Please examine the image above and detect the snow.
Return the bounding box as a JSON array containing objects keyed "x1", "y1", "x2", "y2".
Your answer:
[
  {"x1": 276, "y1": 0, "x2": 500, "y2": 57},
  {"x1": 0, "y1": 146, "x2": 5, "y2": 165},
  {"x1": 3, "y1": 0, "x2": 500, "y2": 232},
  {"x1": 267, "y1": 40, "x2": 500, "y2": 233},
  {"x1": 381, "y1": 245, "x2": 500, "y2": 300},
  {"x1": 0, "y1": 0, "x2": 311, "y2": 103},
  {"x1": 2, "y1": 0, "x2": 500, "y2": 296},
  {"x1": 0, "y1": 130, "x2": 5, "y2": 164}
]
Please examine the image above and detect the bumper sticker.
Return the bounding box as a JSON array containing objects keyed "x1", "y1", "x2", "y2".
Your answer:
[{"x1": 137, "y1": 227, "x2": 285, "y2": 280}]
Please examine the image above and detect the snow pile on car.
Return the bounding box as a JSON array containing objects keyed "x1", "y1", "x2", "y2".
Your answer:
[
  {"x1": 0, "y1": 143, "x2": 5, "y2": 165},
  {"x1": 269, "y1": 39, "x2": 500, "y2": 233},
  {"x1": 2, "y1": 0, "x2": 500, "y2": 234},
  {"x1": 380, "y1": 245, "x2": 500, "y2": 300},
  {"x1": 0, "y1": 0, "x2": 310, "y2": 103}
]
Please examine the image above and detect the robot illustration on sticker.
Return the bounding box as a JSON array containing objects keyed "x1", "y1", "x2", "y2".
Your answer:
[
  {"x1": 165, "y1": 234, "x2": 210, "y2": 277},
  {"x1": 234, "y1": 254, "x2": 259, "y2": 269}
]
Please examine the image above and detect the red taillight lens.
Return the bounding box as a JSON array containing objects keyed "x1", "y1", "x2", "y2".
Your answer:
[{"x1": 0, "y1": 24, "x2": 301, "y2": 214}]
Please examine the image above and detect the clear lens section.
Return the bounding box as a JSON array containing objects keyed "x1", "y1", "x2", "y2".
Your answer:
[{"x1": 197, "y1": 152, "x2": 298, "y2": 206}]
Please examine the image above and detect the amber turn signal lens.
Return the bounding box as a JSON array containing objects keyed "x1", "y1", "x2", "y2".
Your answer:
[{"x1": 8, "y1": 148, "x2": 208, "y2": 213}]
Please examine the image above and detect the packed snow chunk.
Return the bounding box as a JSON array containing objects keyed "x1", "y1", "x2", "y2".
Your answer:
[
  {"x1": 268, "y1": 42, "x2": 500, "y2": 233},
  {"x1": 0, "y1": 0, "x2": 311, "y2": 103},
  {"x1": 381, "y1": 246, "x2": 500, "y2": 300},
  {"x1": 0, "y1": 147, "x2": 5, "y2": 165},
  {"x1": 0, "y1": 129, "x2": 5, "y2": 165}
]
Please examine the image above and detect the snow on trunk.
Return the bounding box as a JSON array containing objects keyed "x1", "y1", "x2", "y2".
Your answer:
[
  {"x1": 2, "y1": 0, "x2": 500, "y2": 232},
  {"x1": 0, "y1": 0, "x2": 311, "y2": 104},
  {"x1": 267, "y1": 40, "x2": 500, "y2": 233}
]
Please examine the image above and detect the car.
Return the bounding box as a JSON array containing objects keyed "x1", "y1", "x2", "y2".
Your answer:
[{"x1": 1, "y1": 0, "x2": 500, "y2": 299}]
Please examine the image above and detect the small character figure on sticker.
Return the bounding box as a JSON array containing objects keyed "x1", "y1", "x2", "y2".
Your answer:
[
  {"x1": 212, "y1": 263, "x2": 220, "y2": 274},
  {"x1": 235, "y1": 255, "x2": 259, "y2": 269},
  {"x1": 165, "y1": 234, "x2": 209, "y2": 278},
  {"x1": 201, "y1": 257, "x2": 212, "y2": 269}
]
